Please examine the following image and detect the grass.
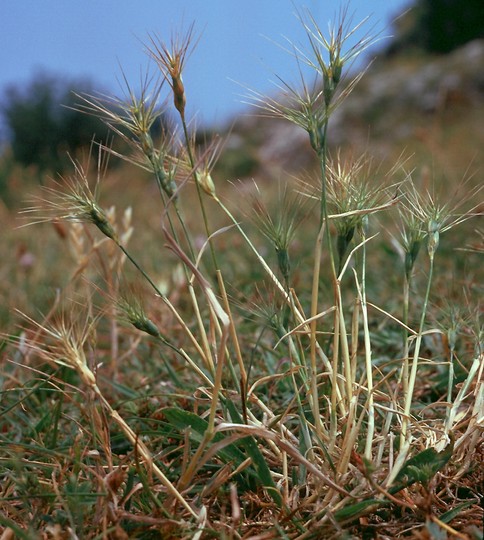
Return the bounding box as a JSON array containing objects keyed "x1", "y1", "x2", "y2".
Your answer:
[{"x1": 1, "y1": 7, "x2": 483, "y2": 539}]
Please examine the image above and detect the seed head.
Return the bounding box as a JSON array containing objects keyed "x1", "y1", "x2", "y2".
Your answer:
[
  {"x1": 245, "y1": 8, "x2": 374, "y2": 157},
  {"x1": 16, "y1": 310, "x2": 99, "y2": 389},
  {"x1": 23, "y1": 156, "x2": 118, "y2": 242},
  {"x1": 322, "y1": 153, "x2": 398, "y2": 271},
  {"x1": 402, "y1": 175, "x2": 482, "y2": 262},
  {"x1": 186, "y1": 134, "x2": 224, "y2": 198},
  {"x1": 75, "y1": 71, "x2": 165, "y2": 148},
  {"x1": 250, "y1": 183, "x2": 308, "y2": 283},
  {"x1": 147, "y1": 24, "x2": 198, "y2": 120},
  {"x1": 117, "y1": 293, "x2": 161, "y2": 338},
  {"x1": 195, "y1": 170, "x2": 216, "y2": 197}
]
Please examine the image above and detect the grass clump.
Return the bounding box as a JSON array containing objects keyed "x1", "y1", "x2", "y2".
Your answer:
[{"x1": 1, "y1": 7, "x2": 483, "y2": 539}]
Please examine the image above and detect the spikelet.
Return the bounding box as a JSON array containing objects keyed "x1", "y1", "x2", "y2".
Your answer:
[{"x1": 147, "y1": 24, "x2": 197, "y2": 120}]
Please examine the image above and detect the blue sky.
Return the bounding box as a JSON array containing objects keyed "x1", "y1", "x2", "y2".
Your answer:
[{"x1": 2, "y1": 1, "x2": 411, "y2": 127}]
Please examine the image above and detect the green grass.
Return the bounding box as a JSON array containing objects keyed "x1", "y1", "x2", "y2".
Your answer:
[{"x1": 1, "y1": 8, "x2": 483, "y2": 539}]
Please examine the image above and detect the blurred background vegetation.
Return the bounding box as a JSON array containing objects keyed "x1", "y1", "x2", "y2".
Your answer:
[
  {"x1": 385, "y1": 0, "x2": 484, "y2": 55},
  {"x1": 1, "y1": 75, "x2": 108, "y2": 173},
  {"x1": 0, "y1": 0, "x2": 482, "y2": 320},
  {"x1": 1, "y1": 0, "x2": 483, "y2": 199},
  {"x1": 0, "y1": 75, "x2": 110, "y2": 195}
]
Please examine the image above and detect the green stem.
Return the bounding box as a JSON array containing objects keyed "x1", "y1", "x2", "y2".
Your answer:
[
  {"x1": 146, "y1": 149, "x2": 219, "y2": 377},
  {"x1": 180, "y1": 118, "x2": 219, "y2": 272},
  {"x1": 401, "y1": 253, "x2": 435, "y2": 444},
  {"x1": 147, "y1": 144, "x2": 197, "y2": 264},
  {"x1": 309, "y1": 223, "x2": 325, "y2": 442},
  {"x1": 400, "y1": 275, "x2": 411, "y2": 396},
  {"x1": 115, "y1": 242, "x2": 212, "y2": 371},
  {"x1": 445, "y1": 347, "x2": 455, "y2": 425}
]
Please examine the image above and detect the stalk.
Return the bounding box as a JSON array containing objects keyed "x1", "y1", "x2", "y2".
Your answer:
[
  {"x1": 400, "y1": 234, "x2": 421, "y2": 395},
  {"x1": 214, "y1": 196, "x2": 335, "y2": 442},
  {"x1": 401, "y1": 276, "x2": 410, "y2": 396},
  {"x1": 309, "y1": 222, "x2": 325, "y2": 441},
  {"x1": 309, "y1": 121, "x2": 342, "y2": 444},
  {"x1": 336, "y1": 288, "x2": 353, "y2": 406},
  {"x1": 401, "y1": 250, "x2": 435, "y2": 444},
  {"x1": 359, "y1": 222, "x2": 375, "y2": 460},
  {"x1": 445, "y1": 352, "x2": 482, "y2": 434},
  {"x1": 446, "y1": 346, "x2": 455, "y2": 425},
  {"x1": 115, "y1": 241, "x2": 214, "y2": 372},
  {"x1": 180, "y1": 117, "x2": 219, "y2": 272},
  {"x1": 216, "y1": 269, "x2": 248, "y2": 390}
]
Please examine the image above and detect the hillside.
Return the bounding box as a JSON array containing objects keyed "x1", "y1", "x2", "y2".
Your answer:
[{"x1": 221, "y1": 39, "x2": 484, "y2": 181}]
